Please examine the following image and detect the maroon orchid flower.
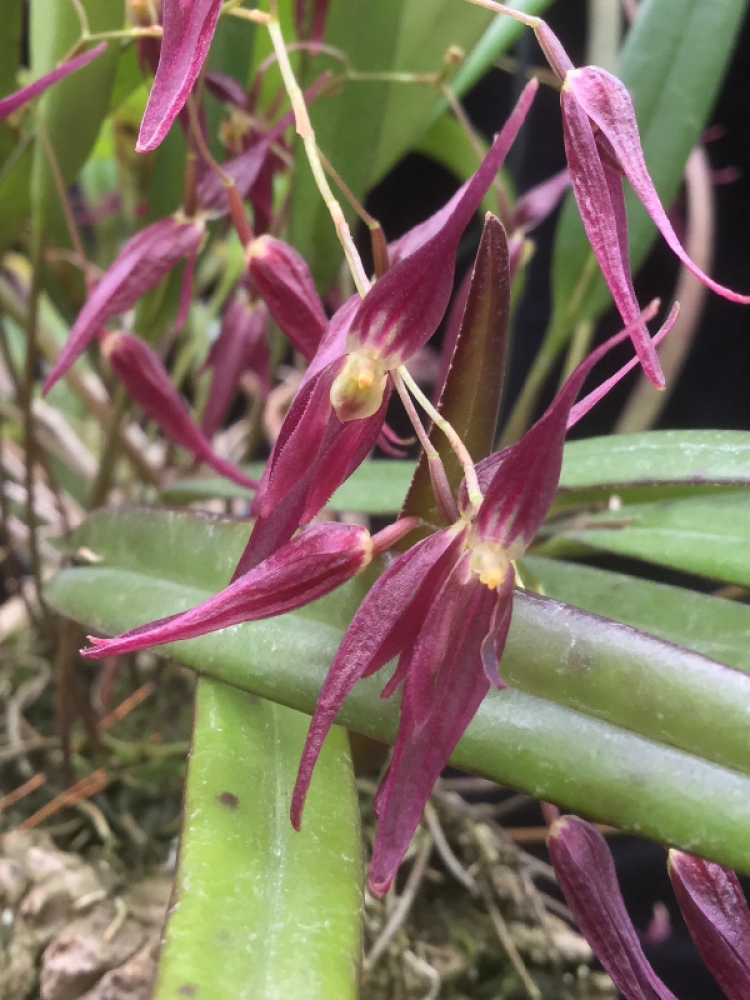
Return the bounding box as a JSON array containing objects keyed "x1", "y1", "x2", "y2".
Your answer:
[
  {"x1": 0, "y1": 43, "x2": 106, "y2": 124},
  {"x1": 103, "y1": 332, "x2": 258, "y2": 490},
  {"x1": 43, "y1": 215, "x2": 205, "y2": 393},
  {"x1": 291, "y1": 304, "x2": 678, "y2": 896},
  {"x1": 245, "y1": 235, "x2": 328, "y2": 361},
  {"x1": 294, "y1": 0, "x2": 330, "y2": 46},
  {"x1": 202, "y1": 291, "x2": 270, "y2": 439},
  {"x1": 137, "y1": 0, "x2": 222, "y2": 152},
  {"x1": 81, "y1": 518, "x2": 419, "y2": 658},
  {"x1": 549, "y1": 816, "x2": 750, "y2": 1000},
  {"x1": 669, "y1": 851, "x2": 750, "y2": 1000},
  {"x1": 232, "y1": 78, "x2": 538, "y2": 578}
]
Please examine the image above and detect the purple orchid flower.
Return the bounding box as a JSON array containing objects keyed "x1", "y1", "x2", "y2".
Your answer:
[
  {"x1": 81, "y1": 518, "x2": 419, "y2": 658},
  {"x1": 291, "y1": 304, "x2": 678, "y2": 896},
  {"x1": 231, "y1": 78, "x2": 538, "y2": 578},
  {"x1": 549, "y1": 816, "x2": 750, "y2": 1000},
  {"x1": 202, "y1": 291, "x2": 270, "y2": 439},
  {"x1": 0, "y1": 43, "x2": 106, "y2": 124},
  {"x1": 669, "y1": 851, "x2": 750, "y2": 1000},
  {"x1": 103, "y1": 332, "x2": 258, "y2": 490},
  {"x1": 137, "y1": 0, "x2": 222, "y2": 152},
  {"x1": 43, "y1": 215, "x2": 205, "y2": 394}
]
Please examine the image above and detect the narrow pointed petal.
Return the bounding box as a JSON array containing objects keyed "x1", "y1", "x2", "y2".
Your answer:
[
  {"x1": 561, "y1": 87, "x2": 663, "y2": 387},
  {"x1": 367, "y1": 563, "x2": 507, "y2": 896},
  {"x1": 474, "y1": 304, "x2": 674, "y2": 548},
  {"x1": 548, "y1": 816, "x2": 679, "y2": 1000},
  {"x1": 103, "y1": 332, "x2": 257, "y2": 490},
  {"x1": 669, "y1": 852, "x2": 750, "y2": 1000},
  {"x1": 0, "y1": 44, "x2": 106, "y2": 124},
  {"x1": 510, "y1": 168, "x2": 570, "y2": 233},
  {"x1": 202, "y1": 295, "x2": 269, "y2": 438},
  {"x1": 246, "y1": 236, "x2": 327, "y2": 360},
  {"x1": 301, "y1": 294, "x2": 360, "y2": 389},
  {"x1": 295, "y1": 0, "x2": 330, "y2": 43},
  {"x1": 204, "y1": 69, "x2": 252, "y2": 112},
  {"x1": 348, "y1": 79, "x2": 537, "y2": 365},
  {"x1": 568, "y1": 302, "x2": 679, "y2": 427},
  {"x1": 43, "y1": 216, "x2": 205, "y2": 393},
  {"x1": 568, "y1": 67, "x2": 750, "y2": 306},
  {"x1": 137, "y1": 0, "x2": 222, "y2": 152},
  {"x1": 82, "y1": 523, "x2": 372, "y2": 659},
  {"x1": 291, "y1": 528, "x2": 464, "y2": 830}
]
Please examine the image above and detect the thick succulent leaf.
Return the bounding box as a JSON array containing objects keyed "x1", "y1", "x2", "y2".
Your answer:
[
  {"x1": 46, "y1": 507, "x2": 750, "y2": 874},
  {"x1": 522, "y1": 555, "x2": 750, "y2": 673},
  {"x1": 30, "y1": 0, "x2": 122, "y2": 224},
  {"x1": 160, "y1": 459, "x2": 417, "y2": 513},
  {"x1": 550, "y1": 0, "x2": 749, "y2": 343},
  {"x1": 560, "y1": 491, "x2": 750, "y2": 587},
  {"x1": 152, "y1": 678, "x2": 361, "y2": 1000}
]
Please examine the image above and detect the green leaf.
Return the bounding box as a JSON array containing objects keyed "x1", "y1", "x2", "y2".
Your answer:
[
  {"x1": 549, "y1": 0, "x2": 749, "y2": 344},
  {"x1": 30, "y1": 0, "x2": 123, "y2": 225},
  {"x1": 522, "y1": 555, "x2": 750, "y2": 674},
  {"x1": 160, "y1": 459, "x2": 417, "y2": 513},
  {"x1": 152, "y1": 679, "x2": 361, "y2": 1000},
  {"x1": 0, "y1": 0, "x2": 22, "y2": 99},
  {"x1": 46, "y1": 507, "x2": 750, "y2": 875},
  {"x1": 559, "y1": 491, "x2": 750, "y2": 587}
]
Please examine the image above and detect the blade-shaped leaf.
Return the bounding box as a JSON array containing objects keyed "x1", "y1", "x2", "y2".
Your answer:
[
  {"x1": 550, "y1": 0, "x2": 749, "y2": 345},
  {"x1": 46, "y1": 507, "x2": 750, "y2": 875},
  {"x1": 160, "y1": 459, "x2": 417, "y2": 513},
  {"x1": 560, "y1": 491, "x2": 750, "y2": 587},
  {"x1": 521, "y1": 555, "x2": 750, "y2": 672},
  {"x1": 152, "y1": 678, "x2": 362, "y2": 1000}
]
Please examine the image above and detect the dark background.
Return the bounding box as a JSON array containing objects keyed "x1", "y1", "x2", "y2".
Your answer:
[{"x1": 369, "y1": 4, "x2": 750, "y2": 997}]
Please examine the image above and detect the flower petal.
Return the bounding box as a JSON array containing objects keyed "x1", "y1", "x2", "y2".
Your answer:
[
  {"x1": 474, "y1": 302, "x2": 675, "y2": 548},
  {"x1": 669, "y1": 851, "x2": 750, "y2": 1000},
  {"x1": 561, "y1": 86, "x2": 663, "y2": 387},
  {"x1": 0, "y1": 43, "x2": 106, "y2": 124},
  {"x1": 202, "y1": 294, "x2": 269, "y2": 437},
  {"x1": 103, "y1": 332, "x2": 257, "y2": 490},
  {"x1": 137, "y1": 0, "x2": 222, "y2": 152},
  {"x1": 246, "y1": 236, "x2": 327, "y2": 360},
  {"x1": 43, "y1": 216, "x2": 205, "y2": 393},
  {"x1": 549, "y1": 816, "x2": 679, "y2": 1000},
  {"x1": 367, "y1": 563, "x2": 509, "y2": 896},
  {"x1": 290, "y1": 528, "x2": 464, "y2": 830},
  {"x1": 568, "y1": 67, "x2": 750, "y2": 306},
  {"x1": 348, "y1": 78, "x2": 538, "y2": 366},
  {"x1": 82, "y1": 522, "x2": 372, "y2": 659}
]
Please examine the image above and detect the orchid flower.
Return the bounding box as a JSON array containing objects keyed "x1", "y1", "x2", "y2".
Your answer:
[
  {"x1": 201, "y1": 291, "x2": 270, "y2": 439},
  {"x1": 43, "y1": 215, "x2": 205, "y2": 393},
  {"x1": 468, "y1": 2, "x2": 750, "y2": 388},
  {"x1": 0, "y1": 44, "x2": 106, "y2": 124},
  {"x1": 137, "y1": 0, "x2": 222, "y2": 152},
  {"x1": 549, "y1": 815, "x2": 750, "y2": 1000},
  {"x1": 231, "y1": 79, "x2": 539, "y2": 578},
  {"x1": 291, "y1": 304, "x2": 678, "y2": 896},
  {"x1": 103, "y1": 332, "x2": 258, "y2": 490}
]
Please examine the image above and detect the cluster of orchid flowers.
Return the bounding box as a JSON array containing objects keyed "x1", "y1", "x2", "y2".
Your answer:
[{"x1": 8, "y1": 0, "x2": 750, "y2": 978}]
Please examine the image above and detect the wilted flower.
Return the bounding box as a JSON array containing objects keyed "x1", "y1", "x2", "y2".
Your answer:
[
  {"x1": 103, "y1": 332, "x2": 258, "y2": 490},
  {"x1": 43, "y1": 215, "x2": 205, "y2": 393},
  {"x1": 137, "y1": 0, "x2": 222, "y2": 152},
  {"x1": 232, "y1": 78, "x2": 539, "y2": 577},
  {"x1": 0, "y1": 43, "x2": 106, "y2": 124},
  {"x1": 291, "y1": 305, "x2": 677, "y2": 896}
]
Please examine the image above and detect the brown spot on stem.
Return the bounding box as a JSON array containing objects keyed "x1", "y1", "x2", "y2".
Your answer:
[{"x1": 217, "y1": 791, "x2": 240, "y2": 809}]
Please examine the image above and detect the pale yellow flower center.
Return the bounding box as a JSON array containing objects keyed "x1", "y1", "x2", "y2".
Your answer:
[{"x1": 330, "y1": 352, "x2": 388, "y2": 422}]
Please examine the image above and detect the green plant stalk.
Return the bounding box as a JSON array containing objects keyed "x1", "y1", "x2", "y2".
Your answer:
[{"x1": 152, "y1": 679, "x2": 362, "y2": 1000}]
